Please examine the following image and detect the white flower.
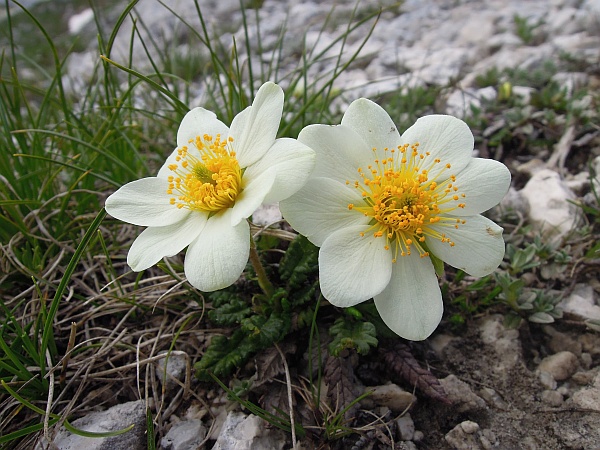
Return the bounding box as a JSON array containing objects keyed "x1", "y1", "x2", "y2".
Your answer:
[
  {"x1": 280, "y1": 99, "x2": 510, "y2": 340},
  {"x1": 105, "y1": 82, "x2": 315, "y2": 291}
]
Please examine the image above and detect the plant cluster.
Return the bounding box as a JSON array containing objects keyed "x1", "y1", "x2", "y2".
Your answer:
[{"x1": 1, "y1": 0, "x2": 599, "y2": 449}]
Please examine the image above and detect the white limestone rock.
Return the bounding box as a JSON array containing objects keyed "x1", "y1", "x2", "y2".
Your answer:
[
  {"x1": 212, "y1": 412, "x2": 288, "y2": 450},
  {"x1": 519, "y1": 169, "x2": 581, "y2": 240},
  {"x1": 560, "y1": 284, "x2": 600, "y2": 321},
  {"x1": 47, "y1": 400, "x2": 146, "y2": 450},
  {"x1": 161, "y1": 419, "x2": 206, "y2": 450}
]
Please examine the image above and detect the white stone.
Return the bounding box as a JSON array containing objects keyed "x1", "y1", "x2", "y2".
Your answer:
[
  {"x1": 396, "y1": 414, "x2": 415, "y2": 441},
  {"x1": 46, "y1": 400, "x2": 146, "y2": 450},
  {"x1": 445, "y1": 87, "x2": 496, "y2": 118},
  {"x1": 251, "y1": 203, "x2": 283, "y2": 226},
  {"x1": 161, "y1": 419, "x2": 206, "y2": 450},
  {"x1": 541, "y1": 390, "x2": 564, "y2": 407},
  {"x1": 460, "y1": 420, "x2": 480, "y2": 434},
  {"x1": 68, "y1": 8, "x2": 94, "y2": 35},
  {"x1": 480, "y1": 315, "x2": 522, "y2": 374},
  {"x1": 560, "y1": 283, "x2": 600, "y2": 321},
  {"x1": 212, "y1": 412, "x2": 288, "y2": 450},
  {"x1": 511, "y1": 86, "x2": 537, "y2": 103},
  {"x1": 539, "y1": 370, "x2": 558, "y2": 390},
  {"x1": 571, "y1": 386, "x2": 600, "y2": 412},
  {"x1": 445, "y1": 421, "x2": 481, "y2": 450},
  {"x1": 519, "y1": 169, "x2": 581, "y2": 240},
  {"x1": 367, "y1": 384, "x2": 417, "y2": 412},
  {"x1": 440, "y1": 375, "x2": 487, "y2": 413},
  {"x1": 538, "y1": 351, "x2": 579, "y2": 381},
  {"x1": 546, "y1": 8, "x2": 588, "y2": 36},
  {"x1": 156, "y1": 351, "x2": 188, "y2": 392}
]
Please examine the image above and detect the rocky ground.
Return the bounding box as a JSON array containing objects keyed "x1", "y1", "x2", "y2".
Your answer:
[{"x1": 16, "y1": 0, "x2": 600, "y2": 448}]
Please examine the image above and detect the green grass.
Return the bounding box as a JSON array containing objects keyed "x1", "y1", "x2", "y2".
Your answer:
[{"x1": 1, "y1": 0, "x2": 599, "y2": 448}]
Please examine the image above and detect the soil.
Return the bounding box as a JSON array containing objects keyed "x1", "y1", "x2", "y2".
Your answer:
[{"x1": 407, "y1": 320, "x2": 600, "y2": 450}]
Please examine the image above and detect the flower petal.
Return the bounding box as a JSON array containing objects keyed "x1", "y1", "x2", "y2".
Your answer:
[
  {"x1": 401, "y1": 115, "x2": 474, "y2": 179},
  {"x1": 184, "y1": 211, "x2": 250, "y2": 291},
  {"x1": 444, "y1": 158, "x2": 511, "y2": 216},
  {"x1": 374, "y1": 252, "x2": 443, "y2": 341},
  {"x1": 127, "y1": 212, "x2": 206, "y2": 271},
  {"x1": 242, "y1": 137, "x2": 315, "y2": 204},
  {"x1": 340, "y1": 98, "x2": 401, "y2": 159},
  {"x1": 176, "y1": 107, "x2": 230, "y2": 149},
  {"x1": 427, "y1": 215, "x2": 505, "y2": 277},
  {"x1": 230, "y1": 168, "x2": 277, "y2": 226},
  {"x1": 105, "y1": 177, "x2": 193, "y2": 226},
  {"x1": 298, "y1": 124, "x2": 373, "y2": 185},
  {"x1": 280, "y1": 177, "x2": 368, "y2": 247},
  {"x1": 229, "y1": 82, "x2": 283, "y2": 168},
  {"x1": 319, "y1": 225, "x2": 392, "y2": 307}
]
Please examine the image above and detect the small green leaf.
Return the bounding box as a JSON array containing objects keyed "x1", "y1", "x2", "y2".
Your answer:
[
  {"x1": 528, "y1": 312, "x2": 555, "y2": 324},
  {"x1": 63, "y1": 420, "x2": 135, "y2": 438},
  {"x1": 503, "y1": 313, "x2": 522, "y2": 329},
  {"x1": 208, "y1": 298, "x2": 252, "y2": 326},
  {"x1": 279, "y1": 234, "x2": 319, "y2": 288},
  {"x1": 585, "y1": 319, "x2": 600, "y2": 333},
  {"x1": 329, "y1": 318, "x2": 378, "y2": 356}
]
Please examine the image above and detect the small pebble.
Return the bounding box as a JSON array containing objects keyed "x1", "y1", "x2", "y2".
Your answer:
[
  {"x1": 571, "y1": 372, "x2": 596, "y2": 386},
  {"x1": 538, "y1": 351, "x2": 579, "y2": 381},
  {"x1": 538, "y1": 371, "x2": 557, "y2": 390},
  {"x1": 541, "y1": 390, "x2": 563, "y2": 407},
  {"x1": 412, "y1": 430, "x2": 424, "y2": 442},
  {"x1": 367, "y1": 384, "x2": 416, "y2": 412},
  {"x1": 461, "y1": 420, "x2": 480, "y2": 434},
  {"x1": 396, "y1": 414, "x2": 415, "y2": 441}
]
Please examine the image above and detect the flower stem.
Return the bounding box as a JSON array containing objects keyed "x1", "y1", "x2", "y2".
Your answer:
[{"x1": 249, "y1": 237, "x2": 275, "y2": 298}]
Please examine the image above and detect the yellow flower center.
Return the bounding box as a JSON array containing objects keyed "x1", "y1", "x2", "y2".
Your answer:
[
  {"x1": 166, "y1": 134, "x2": 242, "y2": 212},
  {"x1": 347, "y1": 143, "x2": 466, "y2": 262}
]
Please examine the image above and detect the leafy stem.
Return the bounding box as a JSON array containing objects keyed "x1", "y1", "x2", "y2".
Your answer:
[{"x1": 249, "y1": 233, "x2": 275, "y2": 298}]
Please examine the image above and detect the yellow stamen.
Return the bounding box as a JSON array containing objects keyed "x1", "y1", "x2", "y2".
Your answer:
[
  {"x1": 348, "y1": 143, "x2": 467, "y2": 260},
  {"x1": 166, "y1": 134, "x2": 242, "y2": 212}
]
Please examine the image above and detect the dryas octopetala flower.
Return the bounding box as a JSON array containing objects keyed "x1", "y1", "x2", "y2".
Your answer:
[
  {"x1": 280, "y1": 99, "x2": 510, "y2": 340},
  {"x1": 105, "y1": 82, "x2": 315, "y2": 291}
]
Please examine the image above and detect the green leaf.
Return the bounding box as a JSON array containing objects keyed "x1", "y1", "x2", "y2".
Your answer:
[
  {"x1": 195, "y1": 311, "x2": 291, "y2": 381},
  {"x1": 242, "y1": 311, "x2": 290, "y2": 348},
  {"x1": 585, "y1": 319, "x2": 600, "y2": 333},
  {"x1": 194, "y1": 331, "x2": 250, "y2": 381},
  {"x1": 503, "y1": 313, "x2": 523, "y2": 329},
  {"x1": 329, "y1": 317, "x2": 378, "y2": 356},
  {"x1": 278, "y1": 234, "x2": 319, "y2": 288},
  {"x1": 208, "y1": 297, "x2": 252, "y2": 326},
  {"x1": 528, "y1": 312, "x2": 555, "y2": 324},
  {"x1": 63, "y1": 420, "x2": 135, "y2": 438}
]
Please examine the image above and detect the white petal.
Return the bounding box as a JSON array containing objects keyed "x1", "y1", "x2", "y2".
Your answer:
[
  {"x1": 242, "y1": 138, "x2": 315, "y2": 204},
  {"x1": 230, "y1": 168, "x2": 277, "y2": 226},
  {"x1": 127, "y1": 212, "x2": 206, "y2": 271},
  {"x1": 298, "y1": 124, "x2": 374, "y2": 185},
  {"x1": 442, "y1": 158, "x2": 511, "y2": 216},
  {"x1": 230, "y1": 82, "x2": 283, "y2": 168},
  {"x1": 176, "y1": 107, "x2": 230, "y2": 149},
  {"x1": 156, "y1": 147, "x2": 180, "y2": 179},
  {"x1": 319, "y1": 225, "x2": 392, "y2": 307},
  {"x1": 340, "y1": 98, "x2": 401, "y2": 159},
  {"x1": 374, "y1": 252, "x2": 443, "y2": 341},
  {"x1": 401, "y1": 115, "x2": 474, "y2": 180},
  {"x1": 427, "y1": 215, "x2": 505, "y2": 277},
  {"x1": 279, "y1": 177, "x2": 368, "y2": 247},
  {"x1": 105, "y1": 177, "x2": 192, "y2": 226},
  {"x1": 184, "y1": 212, "x2": 250, "y2": 291}
]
